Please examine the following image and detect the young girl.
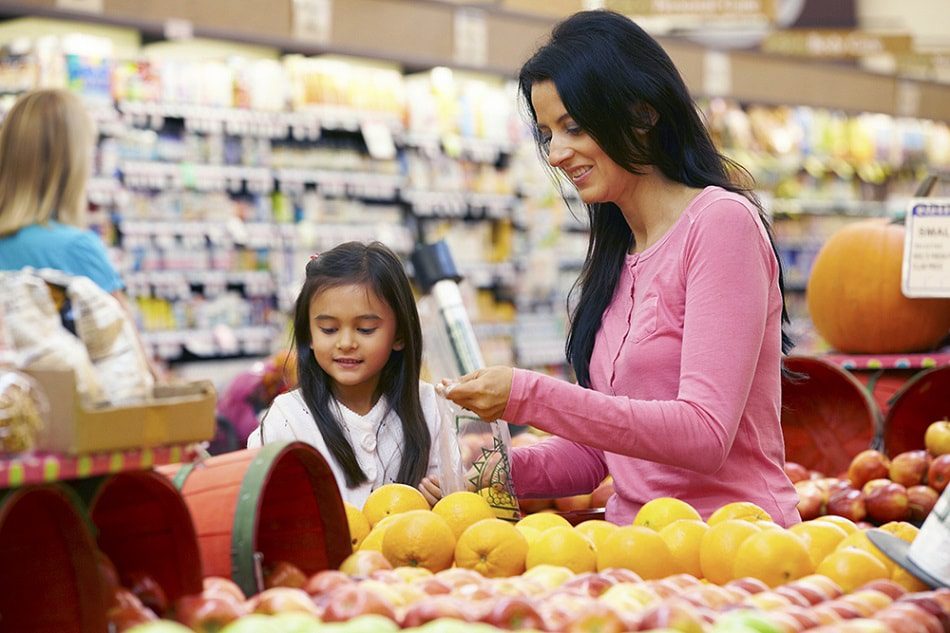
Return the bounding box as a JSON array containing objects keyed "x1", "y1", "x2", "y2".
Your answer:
[{"x1": 247, "y1": 242, "x2": 448, "y2": 507}]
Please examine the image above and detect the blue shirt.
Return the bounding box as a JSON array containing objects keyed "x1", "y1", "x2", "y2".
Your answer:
[{"x1": 0, "y1": 221, "x2": 123, "y2": 292}]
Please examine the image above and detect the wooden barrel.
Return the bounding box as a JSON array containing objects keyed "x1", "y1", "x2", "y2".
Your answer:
[
  {"x1": 72, "y1": 470, "x2": 203, "y2": 605},
  {"x1": 781, "y1": 356, "x2": 881, "y2": 476},
  {"x1": 157, "y1": 441, "x2": 350, "y2": 597},
  {"x1": 882, "y1": 365, "x2": 950, "y2": 457},
  {"x1": 0, "y1": 485, "x2": 107, "y2": 632}
]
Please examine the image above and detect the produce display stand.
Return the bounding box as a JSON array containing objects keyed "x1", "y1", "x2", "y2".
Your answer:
[{"x1": 0, "y1": 443, "x2": 201, "y2": 489}]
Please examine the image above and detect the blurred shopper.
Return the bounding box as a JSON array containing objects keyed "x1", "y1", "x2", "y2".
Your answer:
[
  {"x1": 445, "y1": 11, "x2": 800, "y2": 525},
  {"x1": 0, "y1": 89, "x2": 163, "y2": 379}
]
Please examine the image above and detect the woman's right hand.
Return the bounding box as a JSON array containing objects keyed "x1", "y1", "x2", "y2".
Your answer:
[{"x1": 442, "y1": 366, "x2": 513, "y2": 421}]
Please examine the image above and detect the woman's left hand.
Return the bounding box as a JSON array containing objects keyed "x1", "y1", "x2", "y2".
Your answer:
[
  {"x1": 418, "y1": 475, "x2": 443, "y2": 506},
  {"x1": 443, "y1": 366, "x2": 513, "y2": 422}
]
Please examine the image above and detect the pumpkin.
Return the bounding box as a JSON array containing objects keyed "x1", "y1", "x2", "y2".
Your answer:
[{"x1": 806, "y1": 218, "x2": 950, "y2": 354}]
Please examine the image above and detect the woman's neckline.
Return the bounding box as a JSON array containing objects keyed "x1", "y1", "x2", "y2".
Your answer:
[{"x1": 626, "y1": 185, "x2": 717, "y2": 261}]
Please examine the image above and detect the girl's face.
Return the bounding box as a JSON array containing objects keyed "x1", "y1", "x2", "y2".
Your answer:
[
  {"x1": 531, "y1": 80, "x2": 637, "y2": 205},
  {"x1": 308, "y1": 283, "x2": 403, "y2": 401}
]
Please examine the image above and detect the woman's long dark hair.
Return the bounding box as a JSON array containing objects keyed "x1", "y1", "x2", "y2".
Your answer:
[
  {"x1": 290, "y1": 241, "x2": 430, "y2": 488},
  {"x1": 518, "y1": 10, "x2": 795, "y2": 387}
]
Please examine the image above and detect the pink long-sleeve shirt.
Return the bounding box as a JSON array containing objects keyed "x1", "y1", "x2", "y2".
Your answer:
[{"x1": 506, "y1": 186, "x2": 800, "y2": 527}]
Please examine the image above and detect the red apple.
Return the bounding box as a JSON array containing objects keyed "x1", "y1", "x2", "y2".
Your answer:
[
  {"x1": 897, "y1": 593, "x2": 950, "y2": 632},
  {"x1": 874, "y1": 603, "x2": 943, "y2": 633},
  {"x1": 849, "y1": 451, "x2": 891, "y2": 490},
  {"x1": 554, "y1": 493, "x2": 592, "y2": 512},
  {"x1": 125, "y1": 571, "x2": 168, "y2": 616},
  {"x1": 793, "y1": 574, "x2": 844, "y2": 601},
  {"x1": 339, "y1": 550, "x2": 392, "y2": 578},
  {"x1": 202, "y1": 577, "x2": 245, "y2": 604},
  {"x1": 174, "y1": 594, "x2": 245, "y2": 632},
  {"x1": 890, "y1": 451, "x2": 932, "y2": 487},
  {"x1": 654, "y1": 573, "x2": 703, "y2": 594},
  {"x1": 413, "y1": 576, "x2": 453, "y2": 596},
  {"x1": 840, "y1": 589, "x2": 893, "y2": 617},
  {"x1": 927, "y1": 455, "x2": 950, "y2": 492},
  {"x1": 785, "y1": 462, "x2": 811, "y2": 483},
  {"x1": 925, "y1": 420, "x2": 950, "y2": 457},
  {"x1": 796, "y1": 480, "x2": 827, "y2": 520},
  {"x1": 774, "y1": 586, "x2": 814, "y2": 608},
  {"x1": 590, "y1": 476, "x2": 614, "y2": 508},
  {"x1": 483, "y1": 596, "x2": 545, "y2": 630},
  {"x1": 107, "y1": 601, "x2": 158, "y2": 632},
  {"x1": 727, "y1": 577, "x2": 770, "y2": 596},
  {"x1": 828, "y1": 488, "x2": 867, "y2": 523},
  {"x1": 814, "y1": 599, "x2": 864, "y2": 621},
  {"x1": 560, "y1": 572, "x2": 616, "y2": 597},
  {"x1": 248, "y1": 587, "x2": 320, "y2": 616},
  {"x1": 263, "y1": 560, "x2": 307, "y2": 589},
  {"x1": 320, "y1": 585, "x2": 397, "y2": 622},
  {"x1": 777, "y1": 605, "x2": 822, "y2": 630},
  {"x1": 95, "y1": 550, "x2": 121, "y2": 609},
  {"x1": 858, "y1": 579, "x2": 906, "y2": 600},
  {"x1": 862, "y1": 478, "x2": 892, "y2": 497},
  {"x1": 907, "y1": 485, "x2": 939, "y2": 522},
  {"x1": 597, "y1": 568, "x2": 644, "y2": 584},
  {"x1": 765, "y1": 610, "x2": 808, "y2": 633},
  {"x1": 865, "y1": 481, "x2": 910, "y2": 523},
  {"x1": 303, "y1": 570, "x2": 352, "y2": 598},
  {"x1": 401, "y1": 596, "x2": 475, "y2": 627}
]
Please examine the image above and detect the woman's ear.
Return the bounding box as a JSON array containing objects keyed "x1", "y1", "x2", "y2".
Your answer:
[
  {"x1": 633, "y1": 101, "x2": 659, "y2": 132},
  {"x1": 392, "y1": 339, "x2": 405, "y2": 351}
]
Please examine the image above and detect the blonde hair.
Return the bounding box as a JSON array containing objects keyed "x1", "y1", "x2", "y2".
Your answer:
[{"x1": 0, "y1": 89, "x2": 94, "y2": 235}]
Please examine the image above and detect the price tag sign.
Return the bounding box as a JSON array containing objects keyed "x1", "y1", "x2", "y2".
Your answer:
[
  {"x1": 902, "y1": 198, "x2": 950, "y2": 298},
  {"x1": 361, "y1": 120, "x2": 396, "y2": 160},
  {"x1": 293, "y1": 0, "x2": 332, "y2": 44},
  {"x1": 56, "y1": 0, "x2": 103, "y2": 13}
]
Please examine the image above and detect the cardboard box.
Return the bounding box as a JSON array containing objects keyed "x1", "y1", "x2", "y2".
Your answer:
[{"x1": 26, "y1": 369, "x2": 216, "y2": 454}]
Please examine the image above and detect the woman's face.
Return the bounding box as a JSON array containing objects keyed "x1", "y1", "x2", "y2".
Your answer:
[{"x1": 531, "y1": 80, "x2": 637, "y2": 205}]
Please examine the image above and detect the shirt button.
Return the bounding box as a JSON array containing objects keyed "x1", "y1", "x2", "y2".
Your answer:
[{"x1": 361, "y1": 434, "x2": 377, "y2": 452}]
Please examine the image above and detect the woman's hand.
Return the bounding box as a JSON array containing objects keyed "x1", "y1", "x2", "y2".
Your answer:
[
  {"x1": 443, "y1": 366, "x2": 513, "y2": 422},
  {"x1": 418, "y1": 475, "x2": 443, "y2": 506}
]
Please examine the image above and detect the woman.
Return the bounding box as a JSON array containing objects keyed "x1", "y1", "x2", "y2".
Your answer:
[
  {"x1": 0, "y1": 89, "x2": 161, "y2": 378},
  {"x1": 446, "y1": 10, "x2": 800, "y2": 526}
]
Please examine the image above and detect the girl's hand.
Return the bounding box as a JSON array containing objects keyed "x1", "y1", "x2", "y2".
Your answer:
[
  {"x1": 418, "y1": 475, "x2": 443, "y2": 506},
  {"x1": 443, "y1": 366, "x2": 513, "y2": 422}
]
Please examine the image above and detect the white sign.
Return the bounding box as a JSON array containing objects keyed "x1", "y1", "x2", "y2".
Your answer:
[
  {"x1": 454, "y1": 8, "x2": 488, "y2": 67},
  {"x1": 56, "y1": 0, "x2": 103, "y2": 13},
  {"x1": 902, "y1": 198, "x2": 950, "y2": 298},
  {"x1": 294, "y1": 0, "x2": 332, "y2": 44},
  {"x1": 703, "y1": 50, "x2": 732, "y2": 97},
  {"x1": 361, "y1": 120, "x2": 396, "y2": 161}
]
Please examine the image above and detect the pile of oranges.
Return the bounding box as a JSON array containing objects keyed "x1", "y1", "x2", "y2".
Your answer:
[{"x1": 344, "y1": 486, "x2": 926, "y2": 593}]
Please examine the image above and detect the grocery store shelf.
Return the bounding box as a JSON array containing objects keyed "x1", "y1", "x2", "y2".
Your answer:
[
  {"x1": 143, "y1": 325, "x2": 278, "y2": 360},
  {"x1": 0, "y1": 443, "x2": 201, "y2": 489}
]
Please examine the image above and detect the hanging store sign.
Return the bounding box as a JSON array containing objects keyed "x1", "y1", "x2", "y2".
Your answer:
[
  {"x1": 293, "y1": 0, "x2": 332, "y2": 45},
  {"x1": 56, "y1": 0, "x2": 103, "y2": 13},
  {"x1": 605, "y1": 0, "x2": 775, "y2": 20},
  {"x1": 902, "y1": 199, "x2": 950, "y2": 298},
  {"x1": 454, "y1": 8, "x2": 488, "y2": 68},
  {"x1": 762, "y1": 30, "x2": 913, "y2": 58}
]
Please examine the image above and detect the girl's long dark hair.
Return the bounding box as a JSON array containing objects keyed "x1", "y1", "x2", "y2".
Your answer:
[
  {"x1": 291, "y1": 241, "x2": 430, "y2": 488},
  {"x1": 518, "y1": 10, "x2": 795, "y2": 388}
]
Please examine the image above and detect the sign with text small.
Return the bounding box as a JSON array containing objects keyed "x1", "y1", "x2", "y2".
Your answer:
[
  {"x1": 902, "y1": 199, "x2": 950, "y2": 298},
  {"x1": 56, "y1": 0, "x2": 103, "y2": 13},
  {"x1": 762, "y1": 30, "x2": 913, "y2": 58},
  {"x1": 606, "y1": 0, "x2": 775, "y2": 20},
  {"x1": 454, "y1": 8, "x2": 488, "y2": 68},
  {"x1": 293, "y1": 0, "x2": 332, "y2": 45}
]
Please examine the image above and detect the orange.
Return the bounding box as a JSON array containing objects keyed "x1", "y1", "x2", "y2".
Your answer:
[
  {"x1": 575, "y1": 520, "x2": 620, "y2": 552},
  {"x1": 707, "y1": 502, "x2": 773, "y2": 526},
  {"x1": 733, "y1": 529, "x2": 814, "y2": 587},
  {"x1": 633, "y1": 497, "x2": 702, "y2": 531},
  {"x1": 516, "y1": 512, "x2": 572, "y2": 532},
  {"x1": 659, "y1": 519, "x2": 709, "y2": 579},
  {"x1": 700, "y1": 519, "x2": 762, "y2": 584},
  {"x1": 596, "y1": 525, "x2": 681, "y2": 580},
  {"x1": 814, "y1": 515, "x2": 859, "y2": 535},
  {"x1": 815, "y1": 548, "x2": 890, "y2": 593},
  {"x1": 381, "y1": 510, "x2": 456, "y2": 572},
  {"x1": 344, "y1": 502, "x2": 371, "y2": 550},
  {"x1": 359, "y1": 515, "x2": 398, "y2": 552},
  {"x1": 835, "y1": 530, "x2": 896, "y2": 574},
  {"x1": 477, "y1": 486, "x2": 520, "y2": 521},
  {"x1": 892, "y1": 565, "x2": 929, "y2": 592},
  {"x1": 363, "y1": 483, "x2": 430, "y2": 527},
  {"x1": 432, "y1": 491, "x2": 496, "y2": 539},
  {"x1": 789, "y1": 520, "x2": 849, "y2": 568},
  {"x1": 879, "y1": 521, "x2": 919, "y2": 543},
  {"x1": 516, "y1": 525, "x2": 542, "y2": 546},
  {"x1": 454, "y1": 518, "x2": 529, "y2": 578},
  {"x1": 526, "y1": 526, "x2": 597, "y2": 574}
]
